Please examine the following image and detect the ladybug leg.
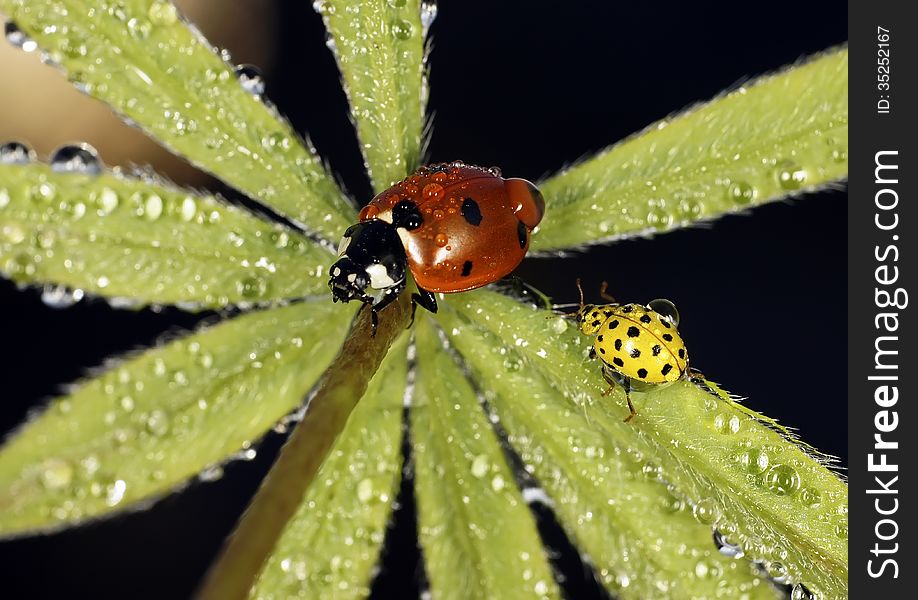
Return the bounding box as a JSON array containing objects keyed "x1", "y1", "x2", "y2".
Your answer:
[
  {"x1": 600, "y1": 366, "x2": 636, "y2": 422},
  {"x1": 357, "y1": 298, "x2": 379, "y2": 336},
  {"x1": 588, "y1": 345, "x2": 597, "y2": 360},
  {"x1": 407, "y1": 287, "x2": 438, "y2": 328},
  {"x1": 365, "y1": 284, "x2": 405, "y2": 336}
]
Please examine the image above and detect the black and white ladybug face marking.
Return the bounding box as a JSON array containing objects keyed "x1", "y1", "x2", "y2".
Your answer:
[{"x1": 328, "y1": 221, "x2": 407, "y2": 305}]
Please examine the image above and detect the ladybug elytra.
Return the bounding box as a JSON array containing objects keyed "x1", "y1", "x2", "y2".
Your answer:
[
  {"x1": 573, "y1": 280, "x2": 689, "y2": 422},
  {"x1": 329, "y1": 162, "x2": 545, "y2": 328}
]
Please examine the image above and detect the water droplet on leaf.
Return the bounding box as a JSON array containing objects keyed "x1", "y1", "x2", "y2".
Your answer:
[
  {"x1": 50, "y1": 144, "x2": 103, "y2": 175},
  {"x1": 234, "y1": 64, "x2": 265, "y2": 96}
]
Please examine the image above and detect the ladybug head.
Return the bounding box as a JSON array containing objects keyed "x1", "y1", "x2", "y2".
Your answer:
[
  {"x1": 328, "y1": 220, "x2": 407, "y2": 305},
  {"x1": 575, "y1": 304, "x2": 604, "y2": 335}
]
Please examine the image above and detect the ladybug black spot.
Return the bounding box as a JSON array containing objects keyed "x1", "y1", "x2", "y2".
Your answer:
[
  {"x1": 608, "y1": 319, "x2": 619, "y2": 330},
  {"x1": 678, "y1": 348, "x2": 685, "y2": 359},
  {"x1": 614, "y1": 339, "x2": 622, "y2": 351},
  {"x1": 392, "y1": 199, "x2": 423, "y2": 230},
  {"x1": 461, "y1": 197, "x2": 483, "y2": 226},
  {"x1": 630, "y1": 348, "x2": 641, "y2": 358},
  {"x1": 603, "y1": 310, "x2": 613, "y2": 317},
  {"x1": 662, "y1": 333, "x2": 673, "y2": 342},
  {"x1": 597, "y1": 335, "x2": 604, "y2": 342},
  {"x1": 660, "y1": 319, "x2": 672, "y2": 328},
  {"x1": 652, "y1": 344, "x2": 662, "y2": 356},
  {"x1": 661, "y1": 363, "x2": 674, "y2": 376},
  {"x1": 639, "y1": 314, "x2": 652, "y2": 324},
  {"x1": 461, "y1": 261, "x2": 473, "y2": 277},
  {"x1": 613, "y1": 357, "x2": 625, "y2": 368},
  {"x1": 600, "y1": 348, "x2": 606, "y2": 354},
  {"x1": 517, "y1": 220, "x2": 528, "y2": 249},
  {"x1": 637, "y1": 368, "x2": 648, "y2": 379},
  {"x1": 627, "y1": 326, "x2": 640, "y2": 338},
  {"x1": 621, "y1": 305, "x2": 633, "y2": 313},
  {"x1": 591, "y1": 320, "x2": 601, "y2": 328}
]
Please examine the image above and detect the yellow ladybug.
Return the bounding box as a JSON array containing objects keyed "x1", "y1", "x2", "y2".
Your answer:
[{"x1": 573, "y1": 280, "x2": 689, "y2": 422}]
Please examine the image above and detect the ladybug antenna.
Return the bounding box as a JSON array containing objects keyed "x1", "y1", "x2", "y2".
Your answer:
[{"x1": 575, "y1": 278, "x2": 585, "y2": 309}]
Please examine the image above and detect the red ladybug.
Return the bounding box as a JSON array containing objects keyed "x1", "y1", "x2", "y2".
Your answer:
[{"x1": 329, "y1": 161, "x2": 545, "y2": 327}]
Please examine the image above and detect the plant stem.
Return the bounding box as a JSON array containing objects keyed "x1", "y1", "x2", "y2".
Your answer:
[{"x1": 196, "y1": 296, "x2": 412, "y2": 600}]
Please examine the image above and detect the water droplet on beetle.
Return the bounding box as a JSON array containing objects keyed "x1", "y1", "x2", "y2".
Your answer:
[
  {"x1": 713, "y1": 529, "x2": 744, "y2": 558},
  {"x1": 50, "y1": 144, "x2": 103, "y2": 175},
  {"x1": 234, "y1": 64, "x2": 265, "y2": 96},
  {"x1": 647, "y1": 298, "x2": 679, "y2": 326},
  {"x1": 5, "y1": 21, "x2": 37, "y2": 52},
  {"x1": 0, "y1": 141, "x2": 35, "y2": 164}
]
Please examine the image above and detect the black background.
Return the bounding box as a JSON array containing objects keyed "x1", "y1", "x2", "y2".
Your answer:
[{"x1": 0, "y1": 1, "x2": 846, "y2": 598}]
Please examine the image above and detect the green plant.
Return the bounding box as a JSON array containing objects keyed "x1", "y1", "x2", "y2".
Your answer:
[{"x1": 0, "y1": 1, "x2": 847, "y2": 599}]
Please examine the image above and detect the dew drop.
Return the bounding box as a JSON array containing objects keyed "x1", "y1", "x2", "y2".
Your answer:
[
  {"x1": 148, "y1": 0, "x2": 178, "y2": 26},
  {"x1": 692, "y1": 498, "x2": 720, "y2": 524},
  {"x1": 40, "y1": 458, "x2": 73, "y2": 490},
  {"x1": 106, "y1": 479, "x2": 127, "y2": 506},
  {"x1": 5, "y1": 21, "x2": 37, "y2": 52},
  {"x1": 678, "y1": 198, "x2": 704, "y2": 218},
  {"x1": 647, "y1": 298, "x2": 680, "y2": 326},
  {"x1": 0, "y1": 140, "x2": 35, "y2": 164},
  {"x1": 470, "y1": 454, "x2": 489, "y2": 478},
  {"x1": 0, "y1": 189, "x2": 9, "y2": 209},
  {"x1": 50, "y1": 144, "x2": 103, "y2": 175},
  {"x1": 199, "y1": 464, "x2": 224, "y2": 482},
  {"x1": 392, "y1": 19, "x2": 413, "y2": 40},
  {"x1": 713, "y1": 529, "x2": 744, "y2": 558},
  {"x1": 765, "y1": 561, "x2": 790, "y2": 584},
  {"x1": 235, "y1": 64, "x2": 265, "y2": 96},
  {"x1": 763, "y1": 463, "x2": 801, "y2": 496},
  {"x1": 740, "y1": 447, "x2": 769, "y2": 474},
  {"x1": 646, "y1": 207, "x2": 673, "y2": 229},
  {"x1": 834, "y1": 518, "x2": 848, "y2": 539},
  {"x1": 146, "y1": 410, "x2": 170, "y2": 436},
  {"x1": 713, "y1": 412, "x2": 740, "y2": 434},
  {"x1": 180, "y1": 196, "x2": 196, "y2": 221},
  {"x1": 420, "y1": 1, "x2": 438, "y2": 36},
  {"x1": 776, "y1": 160, "x2": 807, "y2": 190},
  {"x1": 357, "y1": 478, "x2": 374, "y2": 503},
  {"x1": 491, "y1": 474, "x2": 506, "y2": 492},
  {"x1": 502, "y1": 357, "x2": 523, "y2": 372},
  {"x1": 238, "y1": 276, "x2": 268, "y2": 298},
  {"x1": 727, "y1": 180, "x2": 756, "y2": 205},
  {"x1": 41, "y1": 285, "x2": 84, "y2": 309},
  {"x1": 141, "y1": 194, "x2": 163, "y2": 220},
  {"x1": 798, "y1": 486, "x2": 822, "y2": 508},
  {"x1": 791, "y1": 583, "x2": 817, "y2": 600},
  {"x1": 96, "y1": 188, "x2": 119, "y2": 214}
]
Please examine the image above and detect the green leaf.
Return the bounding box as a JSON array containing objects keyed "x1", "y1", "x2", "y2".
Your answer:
[
  {"x1": 250, "y1": 334, "x2": 408, "y2": 599},
  {"x1": 0, "y1": 300, "x2": 353, "y2": 537},
  {"x1": 317, "y1": 0, "x2": 427, "y2": 192},
  {"x1": 438, "y1": 290, "x2": 846, "y2": 599},
  {"x1": 412, "y1": 318, "x2": 559, "y2": 600},
  {"x1": 0, "y1": 0, "x2": 354, "y2": 240},
  {"x1": 0, "y1": 162, "x2": 333, "y2": 307},
  {"x1": 532, "y1": 48, "x2": 848, "y2": 252}
]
